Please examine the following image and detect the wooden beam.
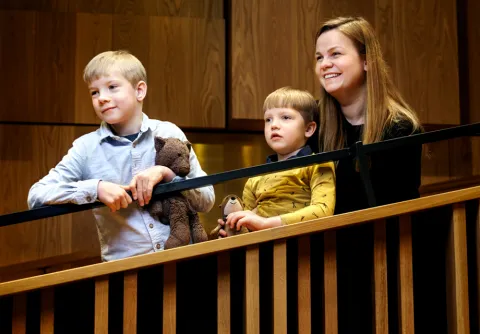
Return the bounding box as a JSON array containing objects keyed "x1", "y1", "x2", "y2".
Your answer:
[
  {"x1": 374, "y1": 220, "x2": 389, "y2": 334},
  {"x1": 398, "y1": 215, "x2": 414, "y2": 334},
  {"x1": 446, "y1": 203, "x2": 470, "y2": 334},
  {"x1": 2, "y1": 186, "x2": 480, "y2": 297}
]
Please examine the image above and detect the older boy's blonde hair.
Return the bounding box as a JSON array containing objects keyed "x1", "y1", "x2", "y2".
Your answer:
[
  {"x1": 263, "y1": 87, "x2": 318, "y2": 124},
  {"x1": 83, "y1": 50, "x2": 147, "y2": 87}
]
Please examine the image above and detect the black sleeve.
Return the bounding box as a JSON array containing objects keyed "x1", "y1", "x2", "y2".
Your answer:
[{"x1": 370, "y1": 120, "x2": 422, "y2": 206}]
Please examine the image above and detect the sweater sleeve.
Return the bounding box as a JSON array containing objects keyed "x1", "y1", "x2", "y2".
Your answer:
[
  {"x1": 279, "y1": 161, "x2": 336, "y2": 225},
  {"x1": 242, "y1": 178, "x2": 257, "y2": 211},
  {"x1": 28, "y1": 137, "x2": 100, "y2": 208}
]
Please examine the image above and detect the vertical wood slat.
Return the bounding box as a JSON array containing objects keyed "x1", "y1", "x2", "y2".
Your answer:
[
  {"x1": 273, "y1": 240, "x2": 287, "y2": 334},
  {"x1": 123, "y1": 271, "x2": 137, "y2": 334},
  {"x1": 374, "y1": 220, "x2": 389, "y2": 334},
  {"x1": 323, "y1": 230, "x2": 337, "y2": 334},
  {"x1": 95, "y1": 276, "x2": 109, "y2": 334},
  {"x1": 245, "y1": 245, "x2": 260, "y2": 334},
  {"x1": 398, "y1": 215, "x2": 414, "y2": 334},
  {"x1": 40, "y1": 288, "x2": 54, "y2": 334},
  {"x1": 12, "y1": 293, "x2": 26, "y2": 334},
  {"x1": 298, "y1": 236, "x2": 311, "y2": 334},
  {"x1": 476, "y1": 200, "x2": 480, "y2": 330},
  {"x1": 163, "y1": 263, "x2": 176, "y2": 334},
  {"x1": 447, "y1": 203, "x2": 470, "y2": 334},
  {"x1": 217, "y1": 252, "x2": 230, "y2": 334}
]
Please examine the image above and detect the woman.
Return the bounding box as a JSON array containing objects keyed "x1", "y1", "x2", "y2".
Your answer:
[
  {"x1": 314, "y1": 17, "x2": 423, "y2": 333},
  {"x1": 315, "y1": 16, "x2": 422, "y2": 213}
]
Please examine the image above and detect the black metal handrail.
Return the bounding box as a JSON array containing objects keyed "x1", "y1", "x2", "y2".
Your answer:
[{"x1": 1, "y1": 122, "x2": 480, "y2": 227}]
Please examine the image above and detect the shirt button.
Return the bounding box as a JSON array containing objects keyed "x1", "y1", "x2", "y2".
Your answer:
[
  {"x1": 86, "y1": 196, "x2": 92, "y2": 202},
  {"x1": 156, "y1": 243, "x2": 161, "y2": 249},
  {"x1": 149, "y1": 223, "x2": 154, "y2": 228}
]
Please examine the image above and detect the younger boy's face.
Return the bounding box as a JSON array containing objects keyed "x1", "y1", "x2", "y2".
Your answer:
[
  {"x1": 88, "y1": 71, "x2": 145, "y2": 130},
  {"x1": 264, "y1": 108, "x2": 315, "y2": 156}
]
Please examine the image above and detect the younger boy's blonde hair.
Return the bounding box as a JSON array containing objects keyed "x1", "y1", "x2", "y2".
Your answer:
[
  {"x1": 263, "y1": 86, "x2": 318, "y2": 124},
  {"x1": 83, "y1": 50, "x2": 147, "y2": 87}
]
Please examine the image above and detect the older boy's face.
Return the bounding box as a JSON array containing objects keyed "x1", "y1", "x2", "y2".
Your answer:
[
  {"x1": 88, "y1": 71, "x2": 144, "y2": 132},
  {"x1": 264, "y1": 108, "x2": 314, "y2": 157}
]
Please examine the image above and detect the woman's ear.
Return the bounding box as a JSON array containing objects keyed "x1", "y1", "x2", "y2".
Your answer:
[
  {"x1": 305, "y1": 121, "x2": 317, "y2": 138},
  {"x1": 136, "y1": 81, "x2": 147, "y2": 101},
  {"x1": 364, "y1": 60, "x2": 368, "y2": 71}
]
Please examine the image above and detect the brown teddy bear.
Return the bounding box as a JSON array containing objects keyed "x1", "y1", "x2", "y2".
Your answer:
[
  {"x1": 210, "y1": 194, "x2": 249, "y2": 238},
  {"x1": 148, "y1": 136, "x2": 208, "y2": 249}
]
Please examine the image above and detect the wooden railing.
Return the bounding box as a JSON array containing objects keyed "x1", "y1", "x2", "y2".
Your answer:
[{"x1": 1, "y1": 185, "x2": 479, "y2": 333}]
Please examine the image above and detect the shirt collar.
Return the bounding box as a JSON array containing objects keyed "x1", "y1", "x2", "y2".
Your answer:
[
  {"x1": 266, "y1": 145, "x2": 313, "y2": 163},
  {"x1": 98, "y1": 113, "x2": 156, "y2": 142}
]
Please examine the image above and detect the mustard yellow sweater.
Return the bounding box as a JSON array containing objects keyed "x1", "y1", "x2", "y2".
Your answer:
[{"x1": 242, "y1": 161, "x2": 336, "y2": 225}]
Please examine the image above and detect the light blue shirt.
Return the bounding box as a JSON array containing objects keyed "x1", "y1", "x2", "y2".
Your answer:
[{"x1": 28, "y1": 113, "x2": 215, "y2": 261}]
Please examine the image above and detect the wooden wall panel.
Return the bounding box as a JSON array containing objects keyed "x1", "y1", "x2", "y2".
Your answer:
[
  {"x1": 74, "y1": 13, "x2": 113, "y2": 124},
  {"x1": 230, "y1": 0, "x2": 376, "y2": 120},
  {"x1": 0, "y1": 0, "x2": 222, "y2": 17},
  {"x1": 0, "y1": 11, "x2": 36, "y2": 122},
  {"x1": 112, "y1": 0, "x2": 223, "y2": 18},
  {"x1": 468, "y1": 0, "x2": 480, "y2": 124},
  {"x1": 0, "y1": 1, "x2": 225, "y2": 128},
  {"x1": 387, "y1": 0, "x2": 459, "y2": 125},
  {"x1": 147, "y1": 16, "x2": 225, "y2": 128},
  {"x1": 230, "y1": 0, "x2": 459, "y2": 125},
  {"x1": 0, "y1": 125, "x2": 99, "y2": 270},
  {"x1": 35, "y1": 11, "x2": 77, "y2": 123},
  {"x1": 467, "y1": 0, "x2": 480, "y2": 178}
]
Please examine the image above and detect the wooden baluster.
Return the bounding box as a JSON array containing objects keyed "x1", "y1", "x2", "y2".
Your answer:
[
  {"x1": 95, "y1": 276, "x2": 109, "y2": 334},
  {"x1": 163, "y1": 263, "x2": 176, "y2": 334},
  {"x1": 398, "y1": 215, "x2": 414, "y2": 334},
  {"x1": 273, "y1": 240, "x2": 287, "y2": 334},
  {"x1": 12, "y1": 293, "x2": 26, "y2": 334},
  {"x1": 374, "y1": 220, "x2": 389, "y2": 334},
  {"x1": 123, "y1": 271, "x2": 138, "y2": 334},
  {"x1": 446, "y1": 203, "x2": 470, "y2": 334},
  {"x1": 298, "y1": 235, "x2": 311, "y2": 334},
  {"x1": 217, "y1": 252, "x2": 230, "y2": 334},
  {"x1": 245, "y1": 245, "x2": 260, "y2": 334},
  {"x1": 324, "y1": 230, "x2": 338, "y2": 334},
  {"x1": 40, "y1": 288, "x2": 54, "y2": 334},
  {"x1": 476, "y1": 200, "x2": 480, "y2": 330}
]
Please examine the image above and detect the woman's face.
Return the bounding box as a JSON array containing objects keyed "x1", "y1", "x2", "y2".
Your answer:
[{"x1": 315, "y1": 29, "x2": 367, "y2": 104}]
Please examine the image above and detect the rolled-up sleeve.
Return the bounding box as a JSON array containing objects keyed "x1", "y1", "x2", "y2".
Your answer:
[{"x1": 27, "y1": 138, "x2": 100, "y2": 208}]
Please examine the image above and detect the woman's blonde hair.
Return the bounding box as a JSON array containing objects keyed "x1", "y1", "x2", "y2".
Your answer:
[
  {"x1": 83, "y1": 50, "x2": 147, "y2": 87},
  {"x1": 316, "y1": 17, "x2": 422, "y2": 152}
]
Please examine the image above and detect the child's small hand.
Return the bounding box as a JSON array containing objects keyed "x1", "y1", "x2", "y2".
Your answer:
[
  {"x1": 97, "y1": 181, "x2": 132, "y2": 212},
  {"x1": 217, "y1": 219, "x2": 228, "y2": 238},
  {"x1": 226, "y1": 210, "x2": 266, "y2": 231},
  {"x1": 125, "y1": 166, "x2": 175, "y2": 206}
]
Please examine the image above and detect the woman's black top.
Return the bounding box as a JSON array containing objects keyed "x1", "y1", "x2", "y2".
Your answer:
[{"x1": 334, "y1": 118, "x2": 422, "y2": 214}]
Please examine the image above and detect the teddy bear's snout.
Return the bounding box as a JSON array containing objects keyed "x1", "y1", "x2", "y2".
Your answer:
[{"x1": 177, "y1": 165, "x2": 190, "y2": 177}]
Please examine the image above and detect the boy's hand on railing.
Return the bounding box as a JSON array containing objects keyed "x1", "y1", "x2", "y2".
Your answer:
[
  {"x1": 97, "y1": 181, "x2": 133, "y2": 212},
  {"x1": 124, "y1": 166, "x2": 175, "y2": 206}
]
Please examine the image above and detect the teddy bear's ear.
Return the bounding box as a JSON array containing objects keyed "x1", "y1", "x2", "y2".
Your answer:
[
  {"x1": 155, "y1": 137, "x2": 166, "y2": 152},
  {"x1": 184, "y1": 141, "x2": 192, "y2": 152}
]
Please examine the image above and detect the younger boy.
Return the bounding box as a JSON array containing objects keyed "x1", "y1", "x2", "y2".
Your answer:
[
  {"x1": 28, "y1": 50, "x2": 215, "y2": 261},
  {"x1": 220, "y1": 87, "x2": 335, "y2": 234}
]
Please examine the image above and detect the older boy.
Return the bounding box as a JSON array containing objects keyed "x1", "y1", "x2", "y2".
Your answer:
[
  {"x1": 28, "y1": 50, "x2": 215, "y2": 261},
  {"x1": 221, "y1": 87, "x2": 335, "y2": 234}
]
